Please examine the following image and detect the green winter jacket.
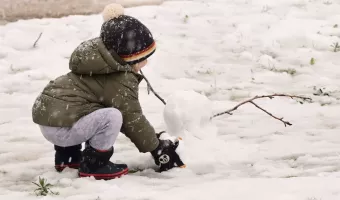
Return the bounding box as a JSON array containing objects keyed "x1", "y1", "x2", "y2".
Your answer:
[{"x1": 32, "y1": 38, "x2": 159, "y2": 152}]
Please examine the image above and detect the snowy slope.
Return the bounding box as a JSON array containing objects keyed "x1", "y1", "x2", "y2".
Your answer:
[{"x1": 1, "y1": 0, "x2": 340, "y2": 199}]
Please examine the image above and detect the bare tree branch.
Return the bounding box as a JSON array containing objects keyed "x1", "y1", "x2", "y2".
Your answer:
[
  {"x1": 33, "y1": 32, "x2": 43, "y2": 48},
  {"x1": 140, "y1": 70, "x2": 166, "y2": 105},
  {"x1": 211, "y1": 94, "x2": 312, "y2": 126},
  {"x1": 0, "y1": 121, "x2": 10, "y2": 126},
  {"x1": 248, "y1": 101, "x2": 292, "y2": 127}
]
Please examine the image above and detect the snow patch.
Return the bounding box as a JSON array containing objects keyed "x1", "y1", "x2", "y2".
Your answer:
[{"x1": 163, "y1": 90, "x2": 217, "y2": 139}]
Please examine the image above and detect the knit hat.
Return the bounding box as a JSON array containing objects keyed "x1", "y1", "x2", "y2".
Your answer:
[{"x1": 100, "y1": 4, "x2": 156, "y2": 65}]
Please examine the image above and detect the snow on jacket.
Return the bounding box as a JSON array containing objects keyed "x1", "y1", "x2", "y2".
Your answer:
[{"x1": 32, "y1": 37, "x2": 159, "y2": 152}]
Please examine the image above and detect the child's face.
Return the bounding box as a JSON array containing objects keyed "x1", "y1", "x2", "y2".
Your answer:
[{"x1": 133, "y1": 60, "x2": 148, "y2": 72}]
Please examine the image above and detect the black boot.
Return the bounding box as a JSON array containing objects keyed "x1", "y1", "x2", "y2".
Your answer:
[
  {"x1": 151, "y1": 139, "x2": 186, "y2": 172},
  {"x1": 54, "y1": 144, "x2": 82, "y2": 172},
  {"x1": 78, "y1": 146, "x2": 128, "y2": 180}
]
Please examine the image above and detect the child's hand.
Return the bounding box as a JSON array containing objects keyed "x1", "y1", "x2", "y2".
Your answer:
[{"x1": 151, "y1": 138, "x2": 186, "y2": 172}]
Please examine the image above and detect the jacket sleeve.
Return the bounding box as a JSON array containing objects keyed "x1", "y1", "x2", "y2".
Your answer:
[{"x1": 102, "y1": 74, "x2": 159, "y2": 153}]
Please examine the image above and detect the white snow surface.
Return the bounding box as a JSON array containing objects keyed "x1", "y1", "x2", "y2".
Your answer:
[
  {"x1": 1, "y1": 0, "x2": 340, "y2": 199},
  {"x1": 163, "y1": 90, "x2": 215, "y2": 137}
]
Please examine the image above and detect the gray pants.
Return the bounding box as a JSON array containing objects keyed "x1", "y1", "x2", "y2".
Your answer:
[{"x1": 40, "y1": 108, "x2": 122, "y2": 150}]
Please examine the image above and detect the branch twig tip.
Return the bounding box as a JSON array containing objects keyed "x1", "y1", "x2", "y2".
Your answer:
[
  {"x1": 211, "y1": 94, "x2": 311, "y2": 127},
  {"x1": 33, "y1": 32, "x2": 43, "y2": 48}
]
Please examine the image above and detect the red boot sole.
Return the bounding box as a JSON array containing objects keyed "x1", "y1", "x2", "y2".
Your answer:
[{"x1": 78, "y1": 168, "x2": 129, "y2": 180}]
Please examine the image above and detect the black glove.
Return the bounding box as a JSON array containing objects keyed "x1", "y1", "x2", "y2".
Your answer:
[
  {"x1": 151, "y1": 134, "x2": 186, "y2": 172},
  {"x1": 156, "y1": 131, "x2": 166, "y2": 139}
]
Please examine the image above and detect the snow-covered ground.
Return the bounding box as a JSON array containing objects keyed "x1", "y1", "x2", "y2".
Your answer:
[
  {"x1": 0, "y1": 0, "x2": 163, "y2": 22},
  {"x1": 1, "y1": 0, "x2": 340, "y2": 199}
]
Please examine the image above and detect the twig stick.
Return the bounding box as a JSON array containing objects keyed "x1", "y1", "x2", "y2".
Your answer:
[
  {"x1": 211, "y1": 94, "x2": 312, "y2": 126},
  {"x1": 33, "y1": 32, "x2": 43, "y2": 48},
  {"x1": 0, "y1": 121, "x2": 10, "y2": 126},
  {"x1": 140, "y1": 70, "x2": 166, "y2": 105},
  {"x1": 249, "y1": 101, "x2": 292, "y2": 127}
]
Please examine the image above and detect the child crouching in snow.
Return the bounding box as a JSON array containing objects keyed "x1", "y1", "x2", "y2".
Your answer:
[{"x1": 32, "y1": 3, "x2": 185, "y2": 180}]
